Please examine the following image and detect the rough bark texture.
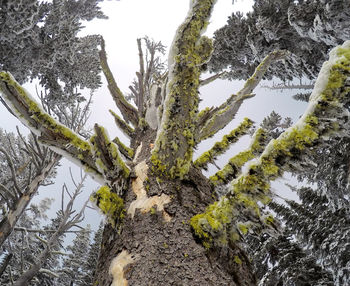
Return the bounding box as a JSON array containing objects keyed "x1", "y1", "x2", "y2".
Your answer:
[{"x1": 95, "y1": 133, "x2": 256, "y2": 285}]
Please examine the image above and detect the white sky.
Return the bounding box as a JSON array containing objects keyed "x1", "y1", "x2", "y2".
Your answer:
[{"x1": 1, "y1": 0, "x2": 307, "y2": 234}]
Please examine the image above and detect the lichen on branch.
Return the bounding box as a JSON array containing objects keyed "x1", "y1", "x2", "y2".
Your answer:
[
  {"x1": 151, "y1": 0, "x2": 217, "y2": 179},
  {"x1": 194, "y1": 117, "x2": 254, "y2": 170},
  {"x1": 210, "y1": 128, "x2": 268, "y2": 186},
  {"x1": 198, "y1": 50, "x2": 289, "y2": 141},
  {"x1": 0, "y1": 72, "x2": 103, "y2": 181},
  {"x1": 191, "y1": 41, "x2": 350, "y2": 248}
]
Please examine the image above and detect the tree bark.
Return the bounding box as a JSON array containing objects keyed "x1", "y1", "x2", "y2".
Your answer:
[{"x1": 95, "y1": 131, "x2": 256, "y2": 285}]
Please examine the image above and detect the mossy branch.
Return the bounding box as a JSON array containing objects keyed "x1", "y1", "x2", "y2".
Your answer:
[
  {"x1": 209, "y1": 128, "x2": 268, "y2": 186},
  {"x1": 194, "y1": 117, "x2": 254, "y2": 170},
  {"x1": 90, "y1": 124, "x2": 130, "y2": 192},
  {"x1": 99, "y1": 37, "x2": 139, "y2": 126},
  {"x1": 109, "y1": 109, "x2": 135, "y2": 139},
  {"x1": 198, "y1": 50, "x2": 289, "y2": 141},
  {"x1": 151, "y1": 0, "x2": 217, "y2": 179},
  {"x1": 0, "y1": 72, "x2": 102, "y2": 181},
  {"x1": 191, "y1": 41, "x2": 350, "y2": 248},
  {"x1": 112, "y1": 136, "x2": 134, "y2": 160}
]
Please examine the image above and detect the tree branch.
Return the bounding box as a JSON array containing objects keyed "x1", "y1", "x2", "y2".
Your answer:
[
  {"x1": 199, "y1": 72, "x2": 226, "y2": 86},
  {"x1": 151, "y1": 0, "x2": 217, "y2": 179},
  {"x1": 209, "y1": 128, "x2": 268, "y2": 186},
  {"x1": 99, "y1": 37, "x2": 139, "y2": 126},
  {"x1": 112, "y1": 136, "x2": 134, "y2": 160},
  {"x1": 194, "y1": 117, "x2": 254, "y2": 170},
  {"x1": 198, "y1": 50, "x2": 289, "y2": 141},
  {"x1": 0, "y1": 72, "x2": 103, "y2": 182},
  {"x1": 136, "y1": 38, "x2": 145, "y2": 115},
  {"x1": 190, "y1": 41, "x2": 350, "y2": 247},
  {"x1": 109, "y1": 110, "x2": 135, "y2": 139},
  {"x1": 90, "y1": 124, "x2": 130, "y2": 193}
]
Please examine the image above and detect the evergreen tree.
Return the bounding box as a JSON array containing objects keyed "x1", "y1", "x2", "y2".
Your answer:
[
  {"x1": 0, "y1": 0, "x2": 107, "y2": 103},
  {"x1": 58, "y1": 226, "x2": 91, "y2": 286},
  {"x1": 209, "y1": 0, "x2": 350, "y2": 81},
  {"x1": 0, "y1": 1, "x2": 350, "y2": 284},
  {"x1": 80, "y1": 222, "x2": 103, "y2": 286},
  {"x1": 269, "y1": 188, "x2": 350, "y2": 285}
]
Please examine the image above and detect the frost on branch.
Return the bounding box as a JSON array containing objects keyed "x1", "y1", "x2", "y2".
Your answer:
[
  {"x1": 191, "y1": 41, "x2": 350, "y2": 248},
  {"x1": 151, "y1": 0, "x2": 217, "y2": 179},
  {"x1": 194, "y1": 117, "x2": 253, "y2": 170},
  {"x1": 0, "y1": 72, "x2": 105, "y2": 182}
]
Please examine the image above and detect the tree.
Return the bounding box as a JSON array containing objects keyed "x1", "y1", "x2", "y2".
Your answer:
[
  {"x1": 10, "y1": 175, "x2": 89, "y2": 286},
  {"x1": 0, "y1": 0, "x2": 106, "y2": 103},
  {"x1": 0, "y1": 128, "x2": 60, "y2": 247},
  {"x1": 58, "y1": 225, "x2": 91, "y2": 286},
  {"x1": 266, "y1": 187, "x2": 350, "y2": 285},
  {"x1": 209, "y1": 0, "x2": 350, "y2": 81},
  {"x1": 80, "y1": 222, "x2": 103, "y2": 286},
  {"x1": 0, "y1": 1, "x2": 349, "y2": 285}
]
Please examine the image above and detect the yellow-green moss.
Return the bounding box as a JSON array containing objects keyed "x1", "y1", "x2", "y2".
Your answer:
[
  {"x1": 234, "y1": 255, "x2": 242, "y2": 265},
  {"x1": 90, "y1": 185, "x2": 125, "y2": 227},
  {"x1": 191, "y1": 42, "x2": 350, "y2": 248},
  {"x1": 0, "y1": 72, "x2": 91, "y2": 152},
  {"x1": 195, "y1": 117, "x2": 253, "y2": 169},
  {"x1": 210, "y1": 128, "x2": 266, "y2": 185}
]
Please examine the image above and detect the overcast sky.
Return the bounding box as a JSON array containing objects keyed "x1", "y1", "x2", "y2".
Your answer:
[{"x1": 1, "y1": 0, "x2": 307, "y2": 235}]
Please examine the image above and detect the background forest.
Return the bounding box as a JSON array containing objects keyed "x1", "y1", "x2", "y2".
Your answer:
[{"x1": 0, "y1": 0, "x2": 349, "y2": 285}]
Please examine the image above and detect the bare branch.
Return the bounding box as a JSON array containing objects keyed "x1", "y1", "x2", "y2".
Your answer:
[
  {"x1": 136, "y1": 38, "x2": 145, "y2": 115},
  {"x1": 0, "y1": 183, "x2": 16, "y2": 203},
  {"x1": 198, "y1": 50, "x2": 290, "y2": 141},
  {"x1": 199, "y1": 72, "x2": 226, "y2": 86},
  {"x1": 13, "y1": 175, "x2": 89, "y2": 286},
  {"x1": 0, "y1": 147, "x2": 21, "y2": 196},
  {"x1": 99, "y1": 37, "x2": 139, "y2": 126}
]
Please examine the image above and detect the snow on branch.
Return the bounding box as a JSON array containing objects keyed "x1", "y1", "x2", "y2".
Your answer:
[
  {"x1": 109, "y1": 110, "x2": 135, "y2": 139},
  {"x1": 194, "y1": 117, "x2": 254, "y2": 170},
  {"x1": 151, "y1": 0, "x2": 217, "y2": 179},
  {"x1": 198, "y1": 50, "x2": 289, "y2": 141},
  {"x1": 99, "y1": 37, "x2": 139, "y2": 126},
  {"x1": 209, "y1": 128, "x2": 268, "y2": 186},
  {"x1": 90, "y1": 124, "x2": 130, "y2": 192},
  {"x1": 0, "y1": 72, "x2": 103, "y2": 182},
  {"x1": 191, "y1": 41, "x2": 350, "y2": 248}
]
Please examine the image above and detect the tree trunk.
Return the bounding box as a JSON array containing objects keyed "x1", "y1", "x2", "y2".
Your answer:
[{"x1": 95, "y1": 131, "x2": 257, "y2": 286}]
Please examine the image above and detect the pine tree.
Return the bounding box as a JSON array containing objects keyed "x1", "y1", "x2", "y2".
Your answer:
[
  {"x1": 0, "y1": 0, "x2": 106, "y2": 103},
  {"x1": 58, "y1": 226, "x2": 91, "y2": 286},
  {"x1": 269, "y1": 187, "x2": 350, "y2": 285},
  {"x1": 80, "y1": 222, "x2": 103, "y2": 286},
  {"x1": 209, "y1": 0, "x2": 350, "y2": 81},
  {"x1": 0, "y1": 1, "x2": 349, "y2": 284}
]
